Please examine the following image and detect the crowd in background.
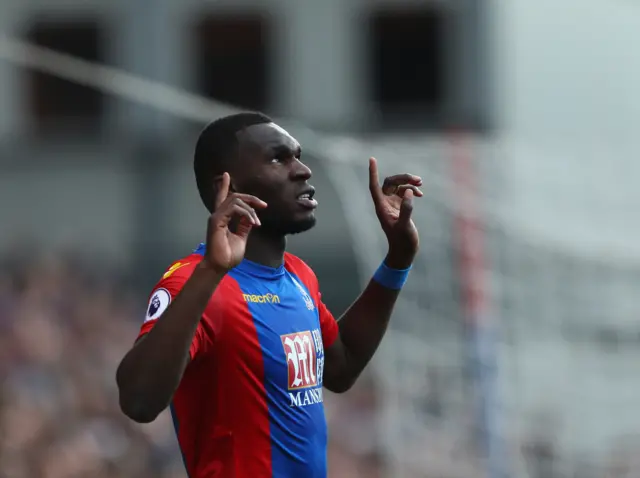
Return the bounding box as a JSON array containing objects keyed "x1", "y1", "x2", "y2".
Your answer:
[
  {"x1": 1, "y1": 248, "x2": 640, "y2": 478},
  {"x1": 0, "y1": 248, "x2": 384, "y2": 478}
]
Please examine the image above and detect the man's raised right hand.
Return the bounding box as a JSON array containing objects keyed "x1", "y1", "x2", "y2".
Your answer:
[{"x1": 202, "y1": 173, "x2": 267, "y2": 273}]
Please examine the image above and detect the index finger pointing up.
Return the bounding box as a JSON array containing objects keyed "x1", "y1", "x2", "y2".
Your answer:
[
  {"x1": 215, "y1": 173, "x2": 231, "y2": 209},
  {"x1": 368, "y1": 157, "x2": 383, "y2": 201}
]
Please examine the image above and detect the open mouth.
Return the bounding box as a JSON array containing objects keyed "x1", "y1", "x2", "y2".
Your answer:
[{"x1": 297, "y1": 188, "x2": 318, "y2": 209}]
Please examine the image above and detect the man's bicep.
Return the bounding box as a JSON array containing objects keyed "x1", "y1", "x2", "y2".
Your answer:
[
  {"x1": 135, "y1": 316, "x2": 212, "y2": 362},
  {"x1": 134, "y1": 327, "x2": 203, "y2": 362},
  {"x1": 323, "y1": 332, "x2": 351, "y2": 392}
]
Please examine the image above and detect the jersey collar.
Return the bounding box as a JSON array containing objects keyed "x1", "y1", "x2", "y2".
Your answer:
[{"x1": 193, "y1": 243, "x2": 285, "y2": 279}]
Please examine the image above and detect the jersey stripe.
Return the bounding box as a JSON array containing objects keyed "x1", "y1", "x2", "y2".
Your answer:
[
  {"x1": 222, "y1": 276, "x2": 273, "y2": 477},
  {"x1": 240, "y1": 295, "x2": 286, "y2": 478},
  {"x1": 277, "y1": 270, "x2": 328, "y2": 477}
]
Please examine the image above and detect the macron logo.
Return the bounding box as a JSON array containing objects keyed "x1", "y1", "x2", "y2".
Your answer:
[{"x1": 243, "y1": 293, "x2": 280, "y2": 304}]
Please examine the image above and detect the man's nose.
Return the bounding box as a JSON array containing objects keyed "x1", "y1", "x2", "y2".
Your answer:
[{"x1": 290, "y1": 158, "x2": 312, "y2": 181}]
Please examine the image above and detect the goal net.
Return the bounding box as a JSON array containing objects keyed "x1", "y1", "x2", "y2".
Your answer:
[
  {"x1": 324, "y1": 134, "x2": 640, "y2": 478},
  {"x1": 4, "y1": 36, "x2": 640, "y2": 478},
  {"x1": 323, "y1": 134, "x2": 502, "y2": 478}
]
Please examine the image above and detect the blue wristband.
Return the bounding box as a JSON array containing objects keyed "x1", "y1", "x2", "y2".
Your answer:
[{"x1": 373, "y1": 261, "x2": 412, "y2": 290}]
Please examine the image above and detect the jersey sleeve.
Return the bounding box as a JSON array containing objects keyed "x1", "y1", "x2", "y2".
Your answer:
[
  {"x1": 137, "y1": 260, "x2": 213, "y2": 360},
  {"x1": 317, "y1": 291, "x2": 339, "y2": 348}
]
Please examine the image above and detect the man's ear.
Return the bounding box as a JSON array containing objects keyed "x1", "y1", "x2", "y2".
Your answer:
[{"x1": 212, "y1": 174, "x2": 224, "y2": 194}]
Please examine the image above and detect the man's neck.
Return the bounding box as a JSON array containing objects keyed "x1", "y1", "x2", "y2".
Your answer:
[{"x1": 243, "y1": 230, "x2": 287, "y2": 269}]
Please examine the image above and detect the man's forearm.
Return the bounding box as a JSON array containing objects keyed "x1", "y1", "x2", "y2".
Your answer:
[
  {"x1": 335, "y1": 248, "x2": 413, "y2": 387},
  {"x1": 327, "y1": 160, "x2": 420, "y2": 392},
  {"x1": 337, "y1": 279, "x2": 400, "y2": 378},
  {"x1": 116, "y1": 262, "x2": 224, "y2": 422}
]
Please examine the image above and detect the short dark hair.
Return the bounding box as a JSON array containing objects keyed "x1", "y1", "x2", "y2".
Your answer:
[{"x1": 194, "y1": 112, "x2": 272, "y2": 212}]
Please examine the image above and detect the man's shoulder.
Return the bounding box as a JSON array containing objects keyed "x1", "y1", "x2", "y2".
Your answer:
[
  {"x1": 159, "y1": 254, "x2": 204, "y2": 283},
  {"x1": 284, "y1": 253, "x2": 319, "y2": 292},
  {"x1": 155, "y1": 254, "x2": 242, "y2": 299},
  {"x1": 146, "y1": 255, "x2": 202, "y2": 298},
  {"x1": 284, "y1": 253, "x2": 316, "y2": 277}
]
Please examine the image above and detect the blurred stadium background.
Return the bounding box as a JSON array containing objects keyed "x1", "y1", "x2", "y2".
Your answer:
[{"x1": 2, "y1": 0, "x2": 640, "y2": 477}]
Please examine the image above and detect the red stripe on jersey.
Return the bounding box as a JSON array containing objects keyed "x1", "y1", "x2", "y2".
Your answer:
[{"x1": 217, "y1": 278, "x2": 273, "y2": 477}]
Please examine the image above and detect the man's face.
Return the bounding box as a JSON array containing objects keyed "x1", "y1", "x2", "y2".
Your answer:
[{"x1": 232, "y1": 123, "x2": 317, "y2": 236}]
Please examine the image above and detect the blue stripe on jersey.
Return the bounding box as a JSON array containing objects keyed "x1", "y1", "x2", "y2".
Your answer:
[
  {"x1": 229, "y1": 260, "x2": 328, "y2": 478},
  {"x1": 169, "y1": 402, "x2": 191, "y2": 478}
]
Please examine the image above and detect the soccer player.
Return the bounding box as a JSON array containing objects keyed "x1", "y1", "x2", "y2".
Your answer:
[{"x1": 116, "y1": 112, "x2": 422, "y2": 478}]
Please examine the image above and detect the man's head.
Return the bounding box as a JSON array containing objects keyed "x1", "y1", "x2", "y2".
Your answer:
[{"x1": 194, "y1": 112, "x2": 317, "y2": 236}]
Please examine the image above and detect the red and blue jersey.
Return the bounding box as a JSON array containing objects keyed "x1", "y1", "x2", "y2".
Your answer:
[{"x1": 137, "y1": 244, "x2": 339, "y2": 478}]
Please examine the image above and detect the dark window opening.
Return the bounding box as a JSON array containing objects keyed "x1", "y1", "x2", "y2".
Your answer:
[
  {"x1": 194, "y1": 14, "x2": 269, "y2": 112},
  {"x1": 26, "y1": 18, "x2": 105, "y2": 135},
  {"x1": 369, "y1": 8, "x2": 447, "y2": 126}
]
